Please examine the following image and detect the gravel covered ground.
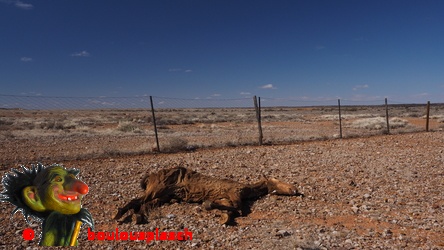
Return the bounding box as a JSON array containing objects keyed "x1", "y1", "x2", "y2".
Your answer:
[{"x1": 1, "y1": 131, "x2": 444, "y2": 249}]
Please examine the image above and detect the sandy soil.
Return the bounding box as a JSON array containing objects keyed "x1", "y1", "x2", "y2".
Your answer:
[{"x1": 1, "y1": 130, "x2": 443, "y2": 249}]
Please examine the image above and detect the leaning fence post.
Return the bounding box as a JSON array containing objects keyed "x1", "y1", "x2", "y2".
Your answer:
[
  {"x1": 426, "y1": 101, "x2": 430, "y2": 132},
  {"x1": 338, "y1": 99, "x2": 343, "y2": 139},
  {"x1": 150, "y1": 96, "x2": 160, "y2": 152},
  {"x1": 385, "y1": 98, "x2": 390, "y2": 134},
  {"x1": 253, "y1": 96, "x2": 263, "y2": 145}
]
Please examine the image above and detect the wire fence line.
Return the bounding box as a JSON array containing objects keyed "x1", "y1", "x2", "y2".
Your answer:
[
  {"x1": 0, "y1": 94, "x2": 152, "y2": 110},
  {"x1": 1, "y1": 94, "x2": 443, "y2": 158},
  {"x1": 1, "y1": 94, "x2": 403, "y2": 109}
]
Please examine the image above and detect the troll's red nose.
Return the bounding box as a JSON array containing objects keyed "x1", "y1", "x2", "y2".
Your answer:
[{"x1": 73, "y1": 180, "x2": 89, "y2": 195}]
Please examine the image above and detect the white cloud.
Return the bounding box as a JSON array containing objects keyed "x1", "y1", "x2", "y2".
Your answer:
[
  {"x1": 349, "y1": 94, "x2": 384, "y2": 102},
  {"x1": 20, "y1": 57, "x2": 32, "y2": 62},
  {"x1": 0, "y1": 0, "x2": 33, "y2": 9},
  {"x1": 260, "y1": 84, "x2": 276, "y2": 89},
  {"x1": 211, "y1": 93, "x2": 221, "y2": 97},
  {"x1": 169, "y1": 68, "x2": 192, "y2": 73},
  {"x1": 71, "y1": 51, "x2": 90, "y2": 57},
  {"x1": 240, "y1": 92, "x2": 251, "y2": 96},
  {"x1": 15, "y1": 0, "x2": 32, "y2": 9},
  {"x1": 20, "y1": 92, "x2": 41, "y2": 96},
  {"x1": 353, "y1": 84, "x2": 369, "y2": 91}
]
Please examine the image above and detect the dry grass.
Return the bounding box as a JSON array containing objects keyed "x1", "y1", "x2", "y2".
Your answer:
[
  {"x1": 349, "y1": 117, "x2": 409, "y2": 130},
  {"x1": 0, "y1": 104, "x2": 442, "y2": 159},
  {"x1": 159, "y1": 137, "x2": 189, "y2": 152},
  {"x1": 117, "y1": 121, "x2": 143, "y2": 133}
]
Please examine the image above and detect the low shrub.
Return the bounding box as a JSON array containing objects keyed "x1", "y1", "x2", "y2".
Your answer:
[
  {"x1": 350, "y1": 117, "x2": 408, "y2": 130},
  {"x1": 159, "y1": 138, "x2": 188, "y2": 152}
]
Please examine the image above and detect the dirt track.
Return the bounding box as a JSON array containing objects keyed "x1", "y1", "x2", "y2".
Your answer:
[{"x1": 1, "y1": 131, "x2": 444, "y2": 249}]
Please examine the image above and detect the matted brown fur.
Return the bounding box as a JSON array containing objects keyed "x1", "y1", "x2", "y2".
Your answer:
[{"x1": 114, "y1": 166, "x2": 302, "y2": 225}]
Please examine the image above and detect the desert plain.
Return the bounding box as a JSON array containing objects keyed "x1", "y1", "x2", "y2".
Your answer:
[{"x1": 1, "y1": 104, "x2": 444, "y2": 249}]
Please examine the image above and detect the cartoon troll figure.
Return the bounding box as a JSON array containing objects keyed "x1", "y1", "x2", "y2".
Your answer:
[{"x1": 1, "y1": 163, "x2": 94, "y2": 246}]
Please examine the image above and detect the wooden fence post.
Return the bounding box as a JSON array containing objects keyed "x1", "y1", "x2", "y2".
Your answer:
[
  {"x1": 338, "y1": 99, "x2": 343, "y2": 139},
  {"x1": 150, "y1": 96, "x2": 160, "y2": 152},
  {"x1": 253, "y1": 96, "x2": 263, "y2": 145},
  {"x1": 426, "y1": 101, "x2": 430, "y2": 132},
  {"x1": 385, "y1": 98, "x2": 390, "y2": 134}
]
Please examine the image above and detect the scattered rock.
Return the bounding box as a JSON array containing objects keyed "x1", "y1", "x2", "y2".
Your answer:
[
  {"x1": 166, "y1": 214, "x2": 176, "y2": 219},
  {"x1": 1, "y1": 132, "x2": 443, "y2": 249}
]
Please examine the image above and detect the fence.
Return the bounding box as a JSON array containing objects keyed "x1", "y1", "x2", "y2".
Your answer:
[{"x1": 0, "y1": 94, "x2": 443, "y2": 164}]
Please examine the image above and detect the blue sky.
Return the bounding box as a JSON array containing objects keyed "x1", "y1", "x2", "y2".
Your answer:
[{"x1": 1, "y1": 0, "x2": 444, "y2": 104}]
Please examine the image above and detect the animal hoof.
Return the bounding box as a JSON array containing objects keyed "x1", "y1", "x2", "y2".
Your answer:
[
  {"x1": 113, "y1": 209, "x2": 123, "y2": 220},
  {"x1": 132, "y1": 214, "x2": 147, "y2": 224},
  {"x1": 219, "y1": 213, "x2": 231, "y2": 225},
  {"x1": 120, "y1": 214, "x2": 133, "y2": 224},
  {"x1": 203, "y1": 200, "x2": 214, "y2": 210}
]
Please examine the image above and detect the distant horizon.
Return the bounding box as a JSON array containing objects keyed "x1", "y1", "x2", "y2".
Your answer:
[{"x1": 0, "y1": 93, "x2": 440, "y2": 110}]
